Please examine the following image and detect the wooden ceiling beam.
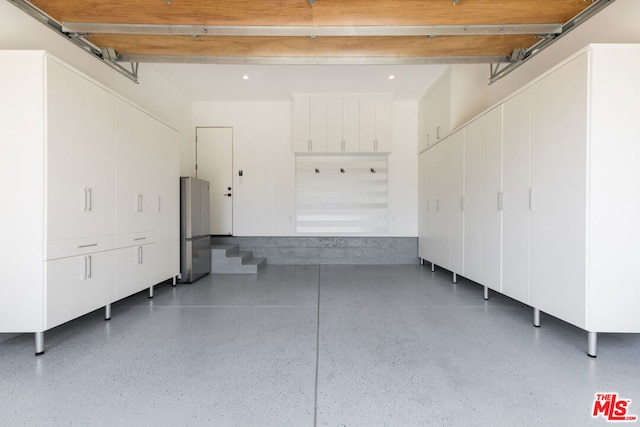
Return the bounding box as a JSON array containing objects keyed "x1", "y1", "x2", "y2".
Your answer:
[
  {"x1": 33, "y1": 0, "x2": 592, "y2": 27},
  {"x1": 88, "y1": 34, "x2": 538, "y2": 58}
]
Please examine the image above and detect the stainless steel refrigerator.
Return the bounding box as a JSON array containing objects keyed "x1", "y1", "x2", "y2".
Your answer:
[{"x1": 180, "y1": 177, "x2": 211, "y2": 283}]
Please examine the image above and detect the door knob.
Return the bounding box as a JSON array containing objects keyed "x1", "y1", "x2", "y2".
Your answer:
[{"x1": 224, "y1": 193, "x2": 232, "y2": 197}]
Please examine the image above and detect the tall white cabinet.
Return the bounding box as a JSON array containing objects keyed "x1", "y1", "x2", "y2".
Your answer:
[
  {"x1": 0, "y1": 51, "x2": 180, "y2": 355},
  {"x1": 419, "y1": 44, "x2": 640, "y2": 356}
]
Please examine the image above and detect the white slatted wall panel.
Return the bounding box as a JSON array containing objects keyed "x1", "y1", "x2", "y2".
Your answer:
[{"x1": 296, "y1": 156, "x2": 388, "y2": 234}]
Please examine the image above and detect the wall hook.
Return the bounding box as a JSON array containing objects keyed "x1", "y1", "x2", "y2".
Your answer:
[{"x1": 371, "y1": 168, "x2": 376, "y2": 173}]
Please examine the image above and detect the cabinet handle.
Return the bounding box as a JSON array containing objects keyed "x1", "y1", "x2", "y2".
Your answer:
[
  {"x1": 426, "y1": 200, "x2": 430, "y2": 212},
  {"x1": 136, "y1": 194, "x2": 143, "y2": 212},
  {"x1": 498, "y1": 192, "x2": 504, "y2": 211},
  {"x1": 308, "y1": 140, "x2": 312, "y2": 151},
  {"x1": 87, "y1": 188, "x2": 93, "y2": 212},
  {"x1": 374, "y1": 139, "x2": 379, "y2": 151},
  {"x1": 134, "y1": 237, "x2": 146, "y2": 241},
  {"x1": 83, "y1": 188, "x2": 88, "y2": 212},
  {"x1": 461, "y1": 196, "x2": 465, "y2": 212},
  {"x1": 83, "y1": 256, "x2": 88, "y2": 280},
  {"x1": 437, "y1": 126, "x2": 441, "y2": 140},
  {"x1": 87, "y1": 255, "x2": 92, "y2": 279},
  {"x1": 341, "y1": 140, "x2": 345, "y2": 152},
  {"x1": 427, "y1": 134, "x2": 430, "y2": 147},
  {"x1": 529, "y1": 188, "x2": 535, "y2": 210},
  {"x1": 77, "y1": 243, "x2": 98, "y2": 248},
  {"x1": 137, "y1": 246, "x2": 143, "y2": 264}
]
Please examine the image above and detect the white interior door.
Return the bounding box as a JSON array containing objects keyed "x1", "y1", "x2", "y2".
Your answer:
[{"x1": 196, "y1": 127, "x2": 233, "y2": 235}]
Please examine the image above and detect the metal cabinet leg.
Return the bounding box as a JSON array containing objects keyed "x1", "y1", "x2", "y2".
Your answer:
[
  {"x1": 172, "y1": 276, "x2": 177, "y2": 286},
  {"x1": 453, "y1": 272, "x2": 457, "y2": 283},
  {"x1": 35, "y1": 332, "x2": 44, "y2": 356},
  {"x1": 431, "y1": 262, "x2": 435, "y2": 272},
  {"x1": 483, "y1": 286, "x2": 489, "y2": 301},
  {"x1": 149, "y1": 285, "x2": 154, "y2": 299},
  {"x1": 105, "y1": 304, "x2": 111, "y2": 321},
  {"x1": 533, "y1": 308, "x2": 540, "y2": 327},
  {"x1": 588, "y1": 331, "x2": 597, "y2": 358}
]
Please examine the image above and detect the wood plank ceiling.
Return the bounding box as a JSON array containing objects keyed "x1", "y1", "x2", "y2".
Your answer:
[{"x1": 11, "y1": 0, "x2": 613, "y2": 80}]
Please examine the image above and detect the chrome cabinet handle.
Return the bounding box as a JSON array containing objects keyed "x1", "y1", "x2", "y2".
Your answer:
[
  {"x1": 498, "y1": 192, "x2": 504, "y2": 211},
  {"x1": 436, "y1": 126, "x2": 441, "y2": 140},
  {"x1": 87, "y1": 188, "x2": 93, "y2": 212},
  {"x1": 341, "y1": 140, "x2": 345, "y2": 151},
  {"x1": 137, "y1": 246, "x2": 143, "y2": 264},
  {"x1": 308, "y1": 140, "x2": 312, "y2": 151},
  {"x1": 87, "y1": 255, "x2": 92, "y2": 279},
  {"x1": 529, "y1": 188, "x2": 535, "y2": 210},
  {"x1": 83, "y1": 188, "x2": 88, "y2": 212}
]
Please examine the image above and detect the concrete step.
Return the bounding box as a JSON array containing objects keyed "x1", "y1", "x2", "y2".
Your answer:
[{"x1": 210, "y1": 244, "x2": 266, "y2": 274}]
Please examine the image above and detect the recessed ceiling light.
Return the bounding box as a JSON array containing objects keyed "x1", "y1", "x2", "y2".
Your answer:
[
  {"x1": 242, "y1": 75, "x2": 249, "y2": 80},
  {"x1": 388, "y1": 75, "x2": 395, "y2": 80}
]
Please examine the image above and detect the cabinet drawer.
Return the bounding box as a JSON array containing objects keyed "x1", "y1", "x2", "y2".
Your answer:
[
  {"x1": 46, "y1": 235, "x2": 116, "y2": 260},
  {"x1": 46, "y1": 251, "x2": 115, "y2": 329}
]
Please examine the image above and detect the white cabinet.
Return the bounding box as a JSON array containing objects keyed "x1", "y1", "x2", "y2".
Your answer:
[
  {"x1": 418, "y1": 129, "x2": 464, "y2": 275},
  {"x1": 153, "y1": 122, "x2": 180, "y2": 283},
  {"x1": 46, "y1": 251, "x2": 115, "y2": 329},
  {"x1": 359, "y1": 98, "x2": 392, "y2": 152},
  {"x1": 501, "y1": 90, "x2": 531, "y2": 304},
  {"x1": 46, "y1": 59, "x2": 116, "y2": 250},
  {"x1": 529, "y1": 52, "x2": 588, "y2": 329},
  {"x1": 418, "y1": 65, "x2": 488, "y2": 153},
  {"x1": 294, "y1": 95, "x2": 392, "y2": 153},
  {"x1": 326, "y1": 98, "x2": 359, "y2": 152},
  {"x1": 115, "y1": 243, "x2": 157, "y2": 301},
  {"x1": 292, "y1": 97, "x2": 327, "y2": 153},
  {"x1": 418, "y1": 44, "x2": 640, "y2": 356},
  {"x1": 0, "y1": 51, "x2": 180, "y2": 355},
  {"x1": 462, "y1": 107, "x2": 502, "y2": 290}
]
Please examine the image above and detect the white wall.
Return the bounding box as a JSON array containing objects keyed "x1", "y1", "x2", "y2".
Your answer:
[
  {"x1": 0, "y1": 1, "x2": 191, "y2": 138},
  {"x1": 488, "y1": 0, "x2": 640, "y2": 104},
  {"x1": 192, "y1": 101, "x2": 418, "y2": 237}
]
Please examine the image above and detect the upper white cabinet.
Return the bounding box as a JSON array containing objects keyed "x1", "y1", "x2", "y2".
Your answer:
[
  {"x1": 293, "y1": 95, "x2": 392, "y2": 153},
  {"x1": 326, "y1": 98, "x2": 359, "y2": 153},
  {"x1": 46, "y1": 59, "x2": 116, "y2": 250},
  {"x1": 418, "y1": 65, "x2": 487, "y2": 153},
  {"x1": 0, "y1": 51, "x2": 180, "y2": 354},
  {"x1": 359, "y1": 97, "x2": 392, "y2": 153},
  {"x1": 292, "y1": 97, "x2": 327, "y2": 153}
]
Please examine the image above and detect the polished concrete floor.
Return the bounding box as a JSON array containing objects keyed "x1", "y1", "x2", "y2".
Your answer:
[{"x1": 2, "y1": 265, "x2": 640, "y2": 426}]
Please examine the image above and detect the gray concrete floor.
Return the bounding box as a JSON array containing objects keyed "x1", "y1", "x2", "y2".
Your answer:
[{"x1": 1, "y1": 265, "x2": 640, "y2": 426}]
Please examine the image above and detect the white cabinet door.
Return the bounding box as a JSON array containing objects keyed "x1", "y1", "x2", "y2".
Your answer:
[
  {"x1": 432, "y1": 141, "x2": 449, "y2": 268},
  {"x1": 154, "y1": 122, "x2": 180, "y2": 282},
  {"x1": 292, "y1": 97, "x2": 311, "y2": 152},
  {"x1": 46, "y1": 60, "x2": 87, "y2": 243},
  {"x1": 326, "y1": 98, "x2": 343, "y2": 152},
  {"x1": 418, "y1": 96, "x2": 429, "y2": 152},
  {"x1": 342, "y1": 98, "x2": 360, "y2": 152},
  {"x1": 309, "y1": 98, "x2": 327, "y2": 153},
  {"x1": 502, "y1": 89, "x2": 531, "y2": 303},
  {"x1": 374, "y1": 98, "x2": 393, "y2": 152},
  {"x1": 116, "y1": 100, "x2": 156, "y2": 235},
  {"x1": 530, "y1": 53, "x2": 588, "y2": 328},
  {"x1": 463, "y1": 119, "x2": 482, "y2": 284},
  {"x1": 293, "y1": 97, "x2": 327, "y2": 153},
  {"x1": 418, "y1": 151, "x2": 429, "y2": 260},
  {"x1": 84, "y1": 83, "x2": 116, "y2": 238},
  {"x1": 359, "y1": 98, "x2": 392, "y2": 153},
  {"x1": 479, "y1": 106, "x2": 503, "y2": 291},
  {"x1": 448, "y1": 130, "x2": 465, "y2": 275},
  {"x1": 46, "y1": 251, "x2": 115, "y2": 329},
  {"x1": 115, "y1": 244, "x2": 154, "y2": 300}
]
